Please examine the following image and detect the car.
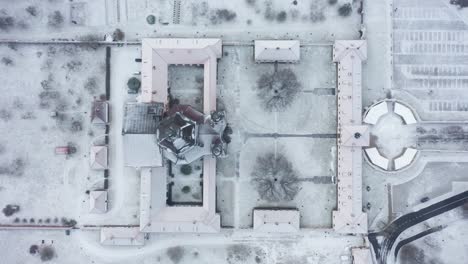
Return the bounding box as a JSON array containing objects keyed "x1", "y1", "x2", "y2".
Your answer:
[{"x1": 420, "y1": 197, "x2": 430, "y2": 203}]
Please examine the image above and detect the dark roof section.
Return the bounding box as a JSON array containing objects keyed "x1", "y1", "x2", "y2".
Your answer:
[
  {"x1": 167, "y1": 104, "x2": 205, "y2": 124},
  {"x1": 123, "y1": 102, "x2": 164, "y2": 134}
]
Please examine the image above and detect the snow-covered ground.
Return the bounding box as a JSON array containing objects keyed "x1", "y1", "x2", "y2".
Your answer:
[
  {"x1": 0, "y1": 0, "x2": 361, "y2": 42},
  {"x1": 216, "y1": 45, "x2": 337, "y2": 228},
  {"x1": 0, "y1": 43, "x2": 106, "y2": 224},
  {"x1": 0, "y1": 228, "x2": 365, "y2": 264}
]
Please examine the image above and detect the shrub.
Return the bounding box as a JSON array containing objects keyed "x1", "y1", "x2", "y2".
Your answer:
[
  {"x1": 112, "y1": 28, "x2": 125, "y2": 41},
  {"x1": 210, "y1": 9, "x2": 237, "y2": 24},
  {"x1": 2, "y1": 204, "x2": 20, "y2": 217},
  {"x1": 146, "y1": 15, "x2": 156, "y2": 25},
  {"x1": 0, "y1": 15, "x2": 15, "y2": 31},
  {"x1": 338, "y1": 3, "x2": 353, "y2": 17},
  {"x1": 180, "y1": 164, "x2": 192, "y2": 175},
  {"x1": 276, "y1": 11, "x2": 287, "y2": 22},
  {"x1": 1, "y1": 57, "x2": 13, "y2": 66},
  {"x1": 167, "y1": 246, "x2": 185, "y2": 264},
  {"x1": 181, "y1": 186, "x2": 191, "y2": 194},
  {"x1": 29, "y1": 245, "x2": 39, "y2": 254},
  {"x1": 127, "y1": 77, "x2": 141, "y2": 91}
]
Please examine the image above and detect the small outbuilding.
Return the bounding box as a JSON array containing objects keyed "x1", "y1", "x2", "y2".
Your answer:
[
  {"x1": 90, "y1": 146, "x2": 108, "y2": 170},
  {"x1": 100, "y1": 227, "x2": 145, "y2": 246},
  {"x1": 253, "y1": 209, "x2": 300, "y2": 233},
  {"x1": 254, "y1": 40, "x2": 300, "y2": 63},
  {"x1": 89, "y1": 190, "x2": 108, "y2": 214},
  {"x1": 91, "y1": 101, "x2": 109, "y2": 125}
]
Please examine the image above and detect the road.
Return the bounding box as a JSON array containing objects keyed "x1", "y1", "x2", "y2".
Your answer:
[{"x1": 368, "y1": 190, "x2": 468, "y2": 264}]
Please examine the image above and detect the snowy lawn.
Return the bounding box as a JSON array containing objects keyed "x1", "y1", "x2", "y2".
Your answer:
[{"x1": 0, "y1": 43, "x2": 106, "y2": 224}]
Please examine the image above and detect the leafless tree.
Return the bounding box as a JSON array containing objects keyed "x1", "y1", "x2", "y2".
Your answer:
[
  {"x1": 227, "y1": 245, "x2": 251, "y2": 264},
  {"x1": 1, "y1": 57, "x2": 13, "y2": 66},
  {"x1": 251, "y1": 152, "x2": 300, "y2": 202},
  {"x1": 256, "y1": 68, "x2": 301, "y2": 112},
  {"x1": 48, "y1": 11, "x2": 64, "y2": 28},
  {"x1": 310, "y1": 2, "x2": 326, "y2": 22},
  {"x1": 25, "y1": 6, "x2": 38, "y2": 17},
  {"x1": 84, "y1": 77, "x2": 98, "y2": 94},
  {"x1": 210, "y1": 9, "x2": 237, "y2": 24}
]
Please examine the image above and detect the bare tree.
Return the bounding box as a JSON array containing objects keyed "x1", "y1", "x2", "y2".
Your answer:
[
  {"x1": 1, "y1": 57, "x2": 13, "y2": 66},
  {"x1": 251, "y1": 152, "x2": 300, "y2": 202},
  {"x1": 227, "y1": 245, "x2": 251, "y2": 264},
  {"x1": 25, "y1": 6, "x2": 38, "y2": 17},
  {"x1": 310, "y1": 2, "x2": 326, "y2": 22},
  {"x1": 48, "y1": 11, "x2": 64, "y2": 28},
  {"x1": 210, "y1": 9, "x2": 237, "y2": 24},
  {"x1": 256, "y1": 68, "x2": 301, "y2": 112}
]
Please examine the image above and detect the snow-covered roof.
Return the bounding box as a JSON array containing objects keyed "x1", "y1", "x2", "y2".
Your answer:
[
  {"x1": 140, "y1": 38, "x2": 222, "y2": 114},
  {"x1": 123, "y1": 134, "x2": 162, "y2": 168},
  {"x1": 100, "y1": 227, "x2": 145, "y2": 246},
  {"x1": 253, "y1": 209, "x2": 300, "y2": 233},
  {"x1": 254, "y1": 40, "x2": 300, "y2": 62},
  {"x1": 139, "y1": 158, "x2": 220, "y2": 233},
  {"x1": 89, "y1": 190, "x2": 108, "y2": 214},
  {"x1": 91, "y1": 101, "x2": 109, "y2": 124},
  {"x1": 333, "y1": 40, "x2": 367, "y2": 62},
  {"x1": 394, "y1": 102, "x2": 418, "y2": 124},
  {"x1": 90, "y1": 146, "x2": 108, "y2": 170},
  {"x1": 365, "y1": 147, "x2": 389, "y2": 170},
  {"x1": 394, "y1": 147, "x2": 418, "y2": 170},
  {"x1": 138, "y1": 39, "x2": 221, "y2": 233},
  {"x1": 363, "y1": 101, "x2": 388, "y2": 125},
  {"x1": 333, "y1": 40, "x2": 368, "y2": 234},
  {"x1": 340, "y1": 125, "x2": 370, "y2": 147}
]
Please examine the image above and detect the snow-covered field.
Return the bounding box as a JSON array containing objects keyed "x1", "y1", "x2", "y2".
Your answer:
[
  {"x1": 0, "y1": 0, "x2": 361, "y2": 42},
  {"x1": 0, "y1": 229, "x2": 365, "y2": 264},
  {"x1": 215, "y1": 45, "x2": 337, "y2": 228},
  {"x1": 0, "y1": 43, "x2": 106, "y2": 224}
]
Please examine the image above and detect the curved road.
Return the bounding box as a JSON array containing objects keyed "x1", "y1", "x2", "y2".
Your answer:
[{"x1": 368, "y1": 190, "x2": 468, "y2": 264}]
